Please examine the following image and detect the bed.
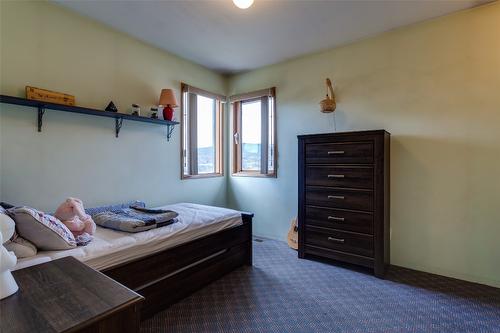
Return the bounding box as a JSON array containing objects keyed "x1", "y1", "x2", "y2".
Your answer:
[{"x1": 14, "y1": 203, "x2": 253, "y2": 319}]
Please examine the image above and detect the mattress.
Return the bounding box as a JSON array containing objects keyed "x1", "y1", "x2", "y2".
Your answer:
[{"x1": 14, "y1": 203, "x2": 243, "y2": 271}]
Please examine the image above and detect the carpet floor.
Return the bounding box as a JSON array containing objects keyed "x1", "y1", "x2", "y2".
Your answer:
[{"x1": 141, "y1": 238, "x2": 500, "y2": 333}]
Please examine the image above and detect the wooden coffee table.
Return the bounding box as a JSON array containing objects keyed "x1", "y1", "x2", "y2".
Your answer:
[{"x1": 0, "y1": 256, "x2": 144, "y2": 333}]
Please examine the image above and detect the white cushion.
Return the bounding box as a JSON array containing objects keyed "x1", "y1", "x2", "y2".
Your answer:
[{"x1": 5, "y1": 236, "x2": 37, "y2": 258}]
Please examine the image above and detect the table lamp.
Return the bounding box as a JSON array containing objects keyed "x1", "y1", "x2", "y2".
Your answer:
[{"x1": 159, "y1": 89, "x2": 178, "y2": 121}]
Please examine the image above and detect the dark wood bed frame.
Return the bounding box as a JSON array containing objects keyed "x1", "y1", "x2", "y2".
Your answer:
[{"x1": 101, "y1": 213, "x2": 253, "y2": 319}]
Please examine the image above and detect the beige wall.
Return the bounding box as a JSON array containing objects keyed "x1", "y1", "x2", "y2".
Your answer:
[
  {"x1": 228, "y1": 2, "x2": 500, "y2": 287},
  {"x1": 0, "y1": 1, "x2": 228, "y2": 210}
]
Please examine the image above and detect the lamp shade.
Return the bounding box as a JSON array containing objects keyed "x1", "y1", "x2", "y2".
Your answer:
[{"x1": 159, "y1": 89, "x2": 178, "y2": 108}]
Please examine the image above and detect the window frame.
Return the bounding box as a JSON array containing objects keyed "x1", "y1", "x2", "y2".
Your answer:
[
  {"x1": 231, "y1": 87, "x2": 277, "y2": 178},
  {"x1": 180, "y1": 83, "x2": 225, "y2": 179}
]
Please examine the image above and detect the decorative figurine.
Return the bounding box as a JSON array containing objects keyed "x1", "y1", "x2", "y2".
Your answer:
[
  {"x1": 105, "y1": 101, "x2": 118, "y2": 112},
  {"x1": 150, "y1": 107, "x2": 158, "y2": 119},
  {"x1": 131, "y1": 104, "x2": 141, "y2": 116}
]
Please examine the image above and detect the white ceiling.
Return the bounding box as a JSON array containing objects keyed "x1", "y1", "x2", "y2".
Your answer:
[{"x1": 54, "y1": 0, "x2": 490, "y2": 74}]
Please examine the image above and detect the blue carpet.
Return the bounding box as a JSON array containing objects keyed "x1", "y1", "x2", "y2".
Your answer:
[{"x1": 141, "y1": 238, "x2": 500, "y2": 333}]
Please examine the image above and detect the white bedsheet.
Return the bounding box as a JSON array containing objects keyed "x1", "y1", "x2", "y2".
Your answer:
[{"x1": 14, "y1": 203, "x2": 243, "y2": 271}]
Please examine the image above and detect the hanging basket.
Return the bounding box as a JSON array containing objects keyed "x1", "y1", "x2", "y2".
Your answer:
[{"x1": 320, "y1": 78, "x2": 336, "y2": 113}]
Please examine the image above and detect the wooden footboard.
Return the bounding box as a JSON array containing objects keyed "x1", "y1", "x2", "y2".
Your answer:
[{"x1": 102, "y1": 213, "x2": 253, "y2": 319}]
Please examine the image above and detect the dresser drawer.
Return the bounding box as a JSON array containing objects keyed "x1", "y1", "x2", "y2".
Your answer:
[
  {"x1": 304, "y1": 245, "x2": 374, "y2": 268},
  {"x1": 305, "y1": 206, "x2": 373, "y2": 235},
  {"x1": 305, "y1": 186, "x2": 373, "y2": 211},
  {"x1": 305, "y1": 165, "x2": 373, "y2": 189},
  {"x1": 305, "y1": 226, "x2": 374, "y2": 257},
  {"x1": 306, "y1": 142, "x2": 373, "y2": 164}
]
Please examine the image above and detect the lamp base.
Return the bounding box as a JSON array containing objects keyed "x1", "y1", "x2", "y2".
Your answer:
[
  {"x1": 0, "y1": 271, "x2": 18, "y2": 299},
  {"x1": 162, "y1": 105, "x2": 174, "y2": 121}
]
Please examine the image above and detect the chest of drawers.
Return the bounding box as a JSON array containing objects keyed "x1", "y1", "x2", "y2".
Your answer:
[{"x1": 297, "y1": 130, "x2": 390, "y2": 277}]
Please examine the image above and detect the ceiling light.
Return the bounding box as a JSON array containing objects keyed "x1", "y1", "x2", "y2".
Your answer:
[{"x1": 233, "y1": 0, "x2": 254, "y2": 9}]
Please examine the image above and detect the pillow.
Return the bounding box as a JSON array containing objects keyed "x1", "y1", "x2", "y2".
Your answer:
[
  {"x1": 85, "y1": 200, "x2": 146, "y2": 216},
  {"x1": 8, "y1": 207, "x2": 76, "y2": 250},
  {"x1": 5, "y1": 233, "x2": 37, "y2": 258},
  {"x1": 2, "y1": 212, "x2": 37, "y2": 257}
]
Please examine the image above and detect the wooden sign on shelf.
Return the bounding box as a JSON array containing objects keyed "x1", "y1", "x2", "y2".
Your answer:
[{"x1": 26, "y1": 86, "x2": 75, "y2": 106}]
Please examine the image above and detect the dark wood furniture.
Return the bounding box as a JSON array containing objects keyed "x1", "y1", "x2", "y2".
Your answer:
[
  {"x1": 102, "y1": 213, "x2": 253, "y2": 319},
  {"x1": 298, "y1": 130, "x2": 390, "y2": 277},
  {"x1": 0, "y1": 95, "x2": 179, "y2": 140},
  {"x1": 0, "y1": 256, "x2": 143, "y2": 333}
]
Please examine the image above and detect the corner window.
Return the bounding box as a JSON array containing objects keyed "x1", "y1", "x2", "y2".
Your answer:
[
  {"x1": 231, "y1": 88, "x2": 276, "y2": 177},
  {"x1": 181, "y1": 83, "x2": 224, "y2": 179}
]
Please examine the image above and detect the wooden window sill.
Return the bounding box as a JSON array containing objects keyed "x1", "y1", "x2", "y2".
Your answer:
[
  {"x1": 232, "y1": 172, "x2": 277, "y2": 178},
  {"x1": 182, "y1": 173, "x2": 224, "y2": 180}
]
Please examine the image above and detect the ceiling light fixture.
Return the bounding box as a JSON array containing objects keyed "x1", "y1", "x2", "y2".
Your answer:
[{"x1": 233, "y1": 0, "x2": 254, "y2": 9}]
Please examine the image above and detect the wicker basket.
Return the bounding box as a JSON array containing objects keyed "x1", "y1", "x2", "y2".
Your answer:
[{"x1": 320, "y1": 78, "x2": 336, "y2": 113}]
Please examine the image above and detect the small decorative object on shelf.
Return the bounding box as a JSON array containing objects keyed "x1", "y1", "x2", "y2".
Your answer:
[
  {"x1": 105, "y1": 101, "x2": 118, "y2": 112},
  {"x1": 150, "y1": 107, "x2": 158, "y2": 119},
  {"x1": 26, "y1": 86, "x2": 75, "y2": 106},
  {"x1": 0, "y1": 214, "x2": 19, "y2": 299},
  {"x1": 159, "y1": 89, "x2": 178, "y2": 121},
  {"x1": 131, "y1": 104, "x2": 141, "y2": 116},
  {"x1": 319, "y1": 78, "x2": 336, "y2": 113}
]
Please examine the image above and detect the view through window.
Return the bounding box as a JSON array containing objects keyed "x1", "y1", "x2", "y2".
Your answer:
[
  {"x1": 232, "y1": 88, "x2": 276, "y2": 177},
  {"x1": 181, "y1": 83, "x2": 223, "y2": 178},
  {"x1": 196, "y1": 95, "x2": 216, "y2": 174},
  {"x1": 241, "y1": 99, "x2": 261, "y2": 171}
]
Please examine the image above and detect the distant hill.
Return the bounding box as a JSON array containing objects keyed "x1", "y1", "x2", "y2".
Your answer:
[
  {"x1": 197, "y1": 143, "x2": 262, "y2": 172},
  {"x1": 197, "y1": 146, "x2": 215, "y2": 173}
]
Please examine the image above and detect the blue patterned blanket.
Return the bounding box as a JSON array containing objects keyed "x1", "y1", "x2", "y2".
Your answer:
[{"x1": 92, "y1": 206, "x2": 178, "y2": 233}]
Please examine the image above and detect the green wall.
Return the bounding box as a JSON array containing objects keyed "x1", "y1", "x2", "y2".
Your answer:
[
  {"x1": 1, "y1": 1, "x2": 499, "y2": 288},
  {"x1": 0, "y1": 1, "x2": 228, "y2": 210},
  {"x1": 228, "y1": 2, "x2": 500, "y2": 287}
]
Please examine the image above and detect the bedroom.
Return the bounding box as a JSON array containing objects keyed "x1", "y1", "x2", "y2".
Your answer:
[{"x1": 0, "y1": 0, "x2": 499, "y2": 332}]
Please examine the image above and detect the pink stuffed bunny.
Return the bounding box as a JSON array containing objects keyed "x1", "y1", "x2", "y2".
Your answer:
[{"x1": 55, "y1": 198, "x2": 96, "y2": 237}]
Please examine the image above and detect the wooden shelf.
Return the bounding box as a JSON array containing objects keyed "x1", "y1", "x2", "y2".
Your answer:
[{"x1": 0, "y1": 95, "x2": 179, "y2": 140}]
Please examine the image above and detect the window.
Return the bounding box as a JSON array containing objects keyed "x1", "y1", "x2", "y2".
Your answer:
[
  {"x1": 231, "y1": 88, "x2": 276, "y2": 177},
  {"x1": 181, "y1": 83, "x2": 224, "y2": 178}
]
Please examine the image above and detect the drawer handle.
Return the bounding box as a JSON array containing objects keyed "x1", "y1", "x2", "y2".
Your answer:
[
  {"x1": 328, "y1": 216, "x2": 345, "y2": 222},
  {"x1": 328, "y1": 237, "x2": 345, "y2": 243},
  {"x1": 328, "y1": 195, "x2": 345, "y2": 200},
  {"x1": 327, "y1": 174, "x2": 345, "y2": 178},
  {"x1": 327, "y1": 151, "x2": 345, "y2": 155}
]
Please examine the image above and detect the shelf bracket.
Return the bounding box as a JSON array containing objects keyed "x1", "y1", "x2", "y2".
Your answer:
[
  {"x1": 115, "y1": 117, "x2": 123, "y2": 138},
  {"x1": 166, "y1": 124, "x2": 175, "y2": 141},
  {"x1": 37, "y1": 106, "x2": 45, "y2": 132}
]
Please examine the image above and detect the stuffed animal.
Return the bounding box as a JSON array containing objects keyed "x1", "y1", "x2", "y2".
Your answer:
[{"x1": 55, "y1": 198, "x2": 96, "y2": 237}]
